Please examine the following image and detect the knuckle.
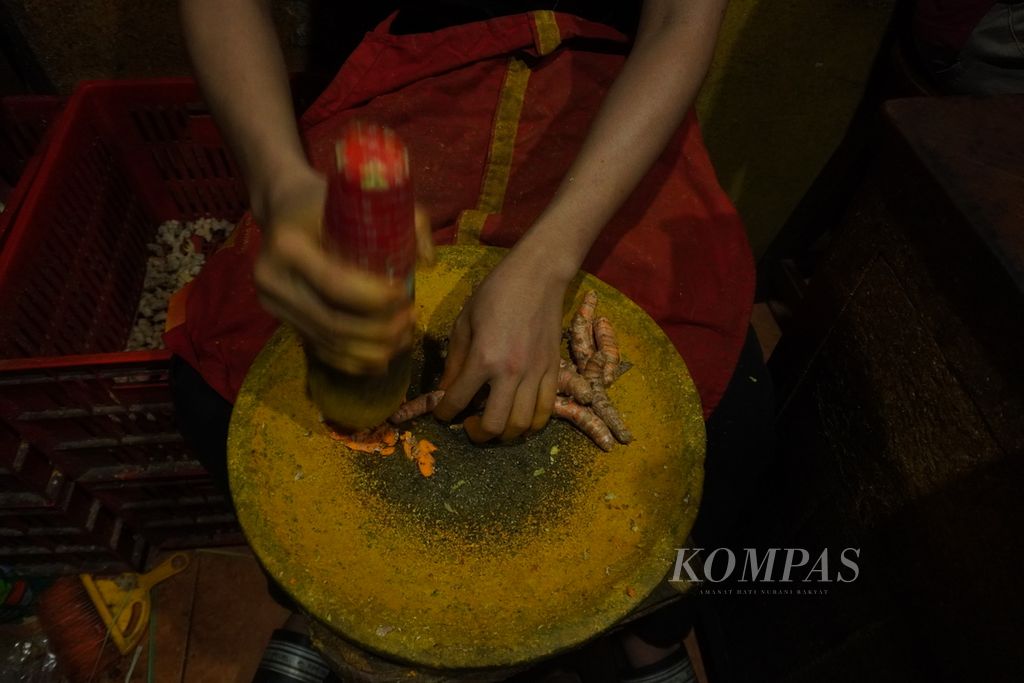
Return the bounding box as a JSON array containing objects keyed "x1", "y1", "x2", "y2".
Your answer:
[
  {"x1": 479, "y1": 416, "x2": 504, "y2": 437},
  {"x1": 502, "y1": 356, "x2": 525, "y2": 376},
  {"x1": 316, "y1": 340, "x2": 346, "y2": 361},
  {"x1": 368, "y1": 354, "x2": 390, "y2": 369},
  {"x1": 507, "y1": 416, "x2": 531, "y2": 435},
  {"x1": 325, "y1": 316, "x2": 351, "y2": 340},
  {"x1": 360, "y1": 345, "x2": 388, "y2": 363},
  {"x1": 337, "y1": 358, "x2": 366, "y2": 374},
  {"x1": 471, "y1": 349, "x2": 500, "y2": 375}
]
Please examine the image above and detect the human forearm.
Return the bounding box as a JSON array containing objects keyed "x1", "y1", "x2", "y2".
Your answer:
[
  {"x1": 515, "y1": 0, "x2": 729, "y2": 282},
  {"x1": 182, "y1": 0, "x2": 415, "y2": 375},
  {"x1": 180, "y1": 0, "x2": 311, "y2": 224}
]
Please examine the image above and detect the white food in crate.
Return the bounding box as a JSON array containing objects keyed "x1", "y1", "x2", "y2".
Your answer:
[{"x1": 126, "y1": 217, "x2": 235, "y2": 350}]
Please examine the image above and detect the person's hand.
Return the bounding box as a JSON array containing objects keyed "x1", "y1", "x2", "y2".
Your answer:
[
  {"x1": 433, "y1": 247, "x2": 567, "y2": 442},
  {"x1": 253, "y1": 165, "x2": 421, "y2": 375}
]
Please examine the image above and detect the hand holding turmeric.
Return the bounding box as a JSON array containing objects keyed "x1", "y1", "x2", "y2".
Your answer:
[
  {"x1": 381, "y1": 288, "x2": 633, "y2": 455},
  {"x1": 432, "y1": 246, "x2": 565, "y2": 441}
]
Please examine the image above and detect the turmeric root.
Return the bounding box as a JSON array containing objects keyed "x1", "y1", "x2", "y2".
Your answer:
[
  {"x1": 579, "y1": 343, "x2": 632, "y2": 443},
  {"x1": 553, "y1": 397, "x2": 616, "y2": 451},
  {"x1": 329, "y1": 423, "x2": 400, "y2": 456},
  {"x1": 609, "y1": 360, "x2": 632, "y2": 386},
  {"x1": 389, "y1": 390, "x2": 445, "y2": 424},
  {"x1": 589, "y1": 390, "x2": 633, "y2": 444},
  {"x1": 558, "y1": 359, "x2": 593, "y2": 404},
  {"x1": 593, "y1": 317, "x2": 620, "y2": 386},
  {"x1": 570, "y1": 290, "x2": 599, "y2": 371},
  {"x1": 462, "y1": 414, "x2": 493, "y2": 444},
  {"x1": 578, "y1": 289, "x2": 598, "y2": 320},
  {"x1": 581, "y1": 351, "x2": 608, "y2": 387}
]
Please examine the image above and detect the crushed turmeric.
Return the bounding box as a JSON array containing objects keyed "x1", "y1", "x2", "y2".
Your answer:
[
  {"x1": 329, "y1": 425, "x2": 437, "y2": 475},
  {"x1": 398, "y1": 431, "x2": 438, "y2": 476},
  {"x1": 328, "y1": 423, "x2": 399, "y2": 456},
  {"x1": 400, "y1": 431, "x2": 415, "y2": 459},
  {"x1": 416, "y1": 439, "x2": 437, "y2": 477}
]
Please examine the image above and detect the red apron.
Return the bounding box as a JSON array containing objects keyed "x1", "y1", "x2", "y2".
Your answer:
[{"x1": 165, "y1": 11, "x2": 754, "y2": 419}]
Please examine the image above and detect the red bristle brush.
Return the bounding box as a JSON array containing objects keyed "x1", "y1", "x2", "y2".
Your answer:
[{"x1": 36, "y1": 553, "x2": 189, "y2": 682}]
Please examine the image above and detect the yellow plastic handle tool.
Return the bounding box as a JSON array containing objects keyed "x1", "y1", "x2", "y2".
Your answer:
[{"x1": 80, "y1": 552, "x2": 191, "y2": 654}]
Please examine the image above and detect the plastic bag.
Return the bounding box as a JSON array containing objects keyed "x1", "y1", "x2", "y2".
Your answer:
[{"x1": 0, "y1": 618, "x2": 65, "y2": 683}]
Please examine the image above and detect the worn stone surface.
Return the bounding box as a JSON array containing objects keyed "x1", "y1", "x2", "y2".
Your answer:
[{"x1": 228, "y1": 246, "x2": 706, "y2": 670}]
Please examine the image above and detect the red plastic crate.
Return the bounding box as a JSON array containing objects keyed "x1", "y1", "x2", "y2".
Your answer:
[
  {"x1": 0, "y1": 80, "x2": 248, "y2": 567},
  {"x1": 0, "y1": 96, "x2": 66, "y2": 249}
]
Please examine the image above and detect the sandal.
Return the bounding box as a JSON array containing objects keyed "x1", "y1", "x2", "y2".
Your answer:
[
  {"x1": 619, "y1": 645, "x2": 696, "y2": 683},
  {"x1": 252, "y1": 629, "x2": 339, "y2": 683}
]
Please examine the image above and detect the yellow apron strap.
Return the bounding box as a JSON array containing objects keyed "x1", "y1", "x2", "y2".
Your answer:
[
  {"x1": 455, "y1": 12, "x2": 562, "y2": 245},
  {"x1": 456, "y1": 57, "x2": 531, "y2": 245},
  {"x1": 531, "y1": 10, "x2": 562, "y2": 56}
]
